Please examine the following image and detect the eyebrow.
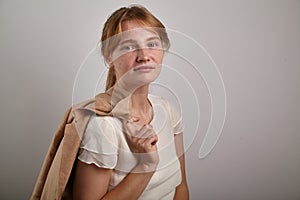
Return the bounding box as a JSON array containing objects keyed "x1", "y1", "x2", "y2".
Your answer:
[
  {"x1": 119, "y1": 36, "x2": 161, "y2": 45},
  {"x1": 119, "y1": 39, "x2": 136, "y2": 45},
  {"x1": 146, "y1": 36, "x2": 161, "y2": 41}
]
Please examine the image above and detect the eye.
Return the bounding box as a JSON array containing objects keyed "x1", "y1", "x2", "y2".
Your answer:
[
  {"x1": 122, "y1": 45, "x2": 134, "y2": 51},
  {"x1": 125, "y1": 45, "x2": 134, "y2": 50},
  {"x1": 121, "y1": 44, "x2": 137, "y2": 51},
  {"x1": 147, "y1": 40, "x2": 162, "y2": 49},
  {"x1": 148, "y1": 42, "x2": 157, "y2": 48}
]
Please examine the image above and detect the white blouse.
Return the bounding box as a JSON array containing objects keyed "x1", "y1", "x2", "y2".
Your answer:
[{"x1": 78, "y1": 95, "x2": 184, "y2": 199}]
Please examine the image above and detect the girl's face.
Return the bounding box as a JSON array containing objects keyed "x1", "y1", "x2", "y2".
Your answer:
[{"x1": 109, "y1": 20, "x2": 164, "y2": 88}]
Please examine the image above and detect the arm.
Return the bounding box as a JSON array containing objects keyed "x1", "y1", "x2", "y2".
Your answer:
[
  {"x1": 101, "y1": 163, "x2": 156, "y2": 200},
  {"x1": 73, "y1": 160, "x2": 156, "y2": 200},
  {"x1": 73, "y1": 123, "x2": 158, "y2": 200},
  {"x1": 173, "y1": 133, "x2": 189, "y2": 200},
  {"x1": 72, "y1": 161, "x2": 112, "y2": 200}
]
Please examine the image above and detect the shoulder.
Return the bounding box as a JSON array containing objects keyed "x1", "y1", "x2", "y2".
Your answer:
[
  {"x1": 149, "y1": 94, "x2": 181, "y2": 116},
  {"x1": 86, "y1": 115, "x2": 116, "y2": 134},
  {"x1": 148, "y1": 94, "x2": 171, "y2": 108},
  {"x1": 81, "y1": 115, "x2": 119, "y2": 153}
]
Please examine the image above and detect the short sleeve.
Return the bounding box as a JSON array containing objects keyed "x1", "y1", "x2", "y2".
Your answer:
[
  {"x1": 168, "y1": 102, "x2": 184, "y2": 135},
  {"x1": 78, "y1": 115, "x2": 118, "y2": 169}
]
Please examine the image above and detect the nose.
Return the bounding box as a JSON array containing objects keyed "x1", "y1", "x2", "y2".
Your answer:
[{"x1": 136, "y1": 48, "x2": 150, "y2": 63}]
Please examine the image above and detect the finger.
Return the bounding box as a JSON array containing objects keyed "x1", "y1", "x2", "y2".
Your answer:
[
  {"x1": 126, "y1": 123, "x2": 151, "y2": 138},
  {"x1": 131, "y1": 129, "x2": 155, "y2": 148},
  {"x1": 150, "y1": 134, "x2": 158, "y2": 145},
  {"x1": 126, "y1": 116, "x2": 140, "y2": 123},
  {"x1": 144, "y1": 135, "x2": 158, "y2": 148},
  {"x1": 124, "y1": 121, "x2": 142, "y2": 136},
  {"x1": 136, "y1": 124, "x2": 154, "y2": 139},
  {"x1": 131, "y1": 130, "x2": 151, "y2": 143},
  {"x1": 131, "y1": 116, "x2": 140, "y2": 122}
]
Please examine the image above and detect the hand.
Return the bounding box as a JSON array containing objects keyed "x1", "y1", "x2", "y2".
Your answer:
[{"x1": 123, "y1": 119, "x2": 159, "y2": 171}]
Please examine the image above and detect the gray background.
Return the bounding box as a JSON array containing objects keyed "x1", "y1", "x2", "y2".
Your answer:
[{"x1": 1, "y1": 0, "x2": 300, "y2": 199}]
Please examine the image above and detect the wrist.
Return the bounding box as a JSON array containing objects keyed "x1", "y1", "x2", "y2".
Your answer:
[{"x1": 133, "y1": 162, "x2": 158, "y2": 173}]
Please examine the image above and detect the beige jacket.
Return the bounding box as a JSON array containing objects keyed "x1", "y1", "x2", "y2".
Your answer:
[{"x1": 31, "y1": 87, "x2": 131, "y2": 200}]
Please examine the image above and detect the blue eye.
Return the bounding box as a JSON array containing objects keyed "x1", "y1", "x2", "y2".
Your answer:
[
  {"x1": 122, "y1": 45, "x2": 136, "y2": 51},
  {"x1": 126, "y1": 45, "x2": 133, "y2": 50},
  {"x1": 148, "y1": 42, "x2": 157, "y2": 48},
  {"x1": 147, "y1": 40, "x2": 163, "y2": 49}
]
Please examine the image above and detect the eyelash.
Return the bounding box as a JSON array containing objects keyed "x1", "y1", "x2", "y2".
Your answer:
[
  {"x1": 121, "y1": 41, "x2": 161, "y2": 51},
  {"x1": 123, "y1": 45, "x2": 136, "y2": 51},
  {"x1": 148, "y1": 42, "x2": 158, "y2": 48}
]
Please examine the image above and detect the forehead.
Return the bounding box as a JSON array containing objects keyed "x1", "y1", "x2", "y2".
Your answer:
[
  {"x1": 119, "y1": 21, "x2": 159, "y2": 41},
  {"x1": 121, "y1": 20, "x2": 149, "y2": 31}
]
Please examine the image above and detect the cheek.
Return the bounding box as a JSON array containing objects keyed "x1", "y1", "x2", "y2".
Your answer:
[
  {"x1": 113, "y1": 55, "x2": 135, "y2": 77},
  {"x1": 153, "y1": 50, "x2": 164, "y2": 62}
]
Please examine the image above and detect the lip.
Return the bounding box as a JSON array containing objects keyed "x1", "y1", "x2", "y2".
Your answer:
[{"x1": 133, "y1": 65, "x2": 155, "y2": 72}]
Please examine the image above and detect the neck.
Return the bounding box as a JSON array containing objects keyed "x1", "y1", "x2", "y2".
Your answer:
[
  {"x1": 129, "y1": 85, "x2": 152, "y2": 124},
  {"x1": 130, "y1": 85, "x2": 150, "y2": 112}
]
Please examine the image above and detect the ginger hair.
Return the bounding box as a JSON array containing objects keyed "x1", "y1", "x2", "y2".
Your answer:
[{"x1": 100, "y1": 5, "x2": 170, "y2": 91}]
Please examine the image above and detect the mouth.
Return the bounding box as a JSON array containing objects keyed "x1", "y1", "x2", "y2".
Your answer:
[{"x1": 133, "y1": 65, "x2": 155, "y2": 72}]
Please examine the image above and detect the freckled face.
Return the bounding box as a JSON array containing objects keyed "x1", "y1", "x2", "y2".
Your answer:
[{"x1": 110, "y1": 21, "x2": 164, "y2": 87}]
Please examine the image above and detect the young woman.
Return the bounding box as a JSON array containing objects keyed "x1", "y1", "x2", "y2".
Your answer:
[{"x1": 72, "y1": 5, "x2": 189, "y2": 200}]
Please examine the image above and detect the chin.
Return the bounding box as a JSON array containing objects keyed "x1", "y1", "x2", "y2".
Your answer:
[
  {"x1": 139, "y1": 70, "x2": 160, "y2": 83},
  {"x1": 118, "y1": 68, "x2": 161, "y2": 90},
  {"x1": 128, "y1": 74, "x2": 158, "y2": 88}
]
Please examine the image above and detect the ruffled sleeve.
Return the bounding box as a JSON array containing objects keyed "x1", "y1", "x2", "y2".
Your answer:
[
  {"x1": 78, "y1": 115, "x2": 118, "y2": 169},
  {"x1": 168, "y1": 102, "x2": 184, "y2": 135}
]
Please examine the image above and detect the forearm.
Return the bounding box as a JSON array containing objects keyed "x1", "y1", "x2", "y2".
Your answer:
[
  {"x1": 101, "y1": 164, "x2": 156, "y2": 200},
  {"x1": 174, "y1": 133, "x2": 189, "y2": 200},
  {"x1": 173, "y1": 157, "x2": 189, "y2": 200},
  {"x1": 173, "y1": 181, "x2": 189, "y2": 200}
]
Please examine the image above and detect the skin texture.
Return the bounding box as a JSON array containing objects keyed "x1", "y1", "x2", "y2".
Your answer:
[
  {"x1": 72, "y1": 20, "x2": 189, "y2": 199},
  {"x1": 174, "y1": 133, "x2": 189, "y2": 200}
]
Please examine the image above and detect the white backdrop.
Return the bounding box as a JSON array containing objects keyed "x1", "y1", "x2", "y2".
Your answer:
[{"x1": 0, "y1": 0, "x2": 299, "y2": 199}]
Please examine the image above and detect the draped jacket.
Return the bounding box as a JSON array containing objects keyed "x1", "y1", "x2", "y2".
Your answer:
[{"x1": 31, "y1": 87, "x2": 132, "y2": 200}]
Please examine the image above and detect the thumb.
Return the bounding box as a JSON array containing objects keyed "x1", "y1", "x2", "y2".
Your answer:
[
  {"x1": 130, "y1": 116, "x2": 140, "y2": 123},
  {"x1": 123, "y1": 119, "x2": 141, "y2": 136}
]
